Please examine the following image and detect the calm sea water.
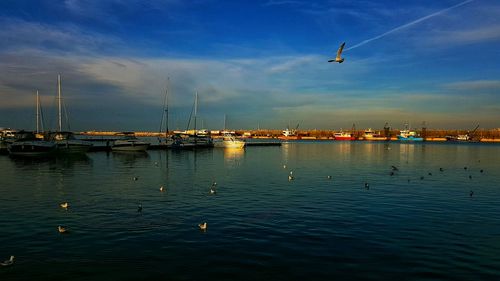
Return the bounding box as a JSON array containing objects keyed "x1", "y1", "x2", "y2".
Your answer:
[{"x1": 1, "y1": 141, "x2": 500, "y2": 281}]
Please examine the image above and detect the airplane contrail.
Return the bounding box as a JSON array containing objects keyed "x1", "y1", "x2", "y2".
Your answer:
[{"x1": 345, "y1": 0, "x2": 474, "y2": 51}]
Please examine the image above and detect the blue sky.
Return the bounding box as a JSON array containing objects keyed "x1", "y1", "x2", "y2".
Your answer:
[{"x1": 1, "y1": 0, "x2": 499, "y2": 131}]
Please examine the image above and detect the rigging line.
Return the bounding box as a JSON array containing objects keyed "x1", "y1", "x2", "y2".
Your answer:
[
  {"x1": 159, "y1": 78, "x2": 169, "y2": 133},
  {"x1": 186, "y1": 94, "x2": 196, "y2": 131},
  {"x1": 345, "y1": 0, "x2": 474, "y2": 51},
  {"x1": 63, "y1": 101, "x2": 70, "y2": 131}
]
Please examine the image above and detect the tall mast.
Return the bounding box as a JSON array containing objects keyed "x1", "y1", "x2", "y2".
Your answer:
[
  {"x1": 165, "y1": 77, "x2": 169, "y2": 135},
  {"x1": 36, "y1": 90, "x2": 40, "y2": 133},
  {"x1": 194, "y1": 91, "x2": 198, "y2": 136},
  {"x1": 58, "y1": 74, "x2": 62, "y2": 132}
]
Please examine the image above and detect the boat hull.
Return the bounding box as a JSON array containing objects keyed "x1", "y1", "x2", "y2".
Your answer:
[
  {"x1": 55, "y1": 141, "x2": 92, "y2": 154},
  {"x1": 334, "y1": 136, "x2": 355, "y2": 141},
  {"x1": 214, "y1": 141, "x2": 246, "y2": 149},
  {"x1": 8, "y1": 141, "x2": 56, "y2": 157},
  {"x1": 397, "y1": 136, "x2": 424, "y2": 141},
  {"x1": 278, "y1": 136, "x2": 301, "y2": 140}
]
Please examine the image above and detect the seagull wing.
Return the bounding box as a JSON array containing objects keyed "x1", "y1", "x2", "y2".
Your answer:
[{"x1": 336, "y1": 42, "x2": 345, "y2": 59}]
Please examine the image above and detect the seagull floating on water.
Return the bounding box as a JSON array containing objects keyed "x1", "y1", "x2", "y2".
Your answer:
[
  {"x1": 288, "y1": 171, "x2": 294, "y2": 181},
  {"x1": 58, "y1": 226, "x2": 68, "y2": 234},
  {"x1": 328, "y1": 42, "x2": 345, "y2": 63},
  {"x1": 327, "y1": 175, "x2": 332, "y2": 180},
  {"x1": 199, "y1": 222, "x2": 207, "y2": 231},
  {"x1": 137, "y1": 204, "x2": 143, "y2": 212},
  {"x1": 60, "y1": 202, "x2": 69, "y2": 209},
  {"x1": 364, "y1": 182, "x2": 369, "y2": 189},
  {"x1": 391, "y1": 165, "x2": 399, "y2": 171},
  {"x1": 160, "y1": 186, "x2": 165, "y2": 192},
  {"x1": 133, "y1": 176, "x2": 139, "y2": 181},
  {"x1": 0, "y1": 256, "x2": 14, "y2": 267}
]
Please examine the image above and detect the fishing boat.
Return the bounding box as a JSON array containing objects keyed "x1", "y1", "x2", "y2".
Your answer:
[
  {"x1": 278, "y1": 123, "x2": 301, "y2": 140},
  {"x1": 111, "y1": 132, "x2": 150, "y2": 151},
  {"x1": 334, "y1": 131, "x2": 355, "y2": 141},
  {"x1": 362, "y1": 128, "x2": 386, "y2": 141},
  {"x1": 7, "y1": 131, "x2": 56, "y2": 157},
  {"x1": 445, "y1": 125, "x2": 479, "y2": 142},
  {"x1": 397, "y1": 123, "x2": 423, "y2": 141}
]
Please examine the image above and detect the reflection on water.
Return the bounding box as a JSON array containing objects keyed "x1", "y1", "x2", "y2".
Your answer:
[
  {"x1": 111, "y1": 151, "x2": 149, "y2": 164},
  {"x1": 223, "y1": 148, "x2": 244, "y2": 167},
  {"x1": 1, "y1": 142, "x2": 500, "y2": 281}
]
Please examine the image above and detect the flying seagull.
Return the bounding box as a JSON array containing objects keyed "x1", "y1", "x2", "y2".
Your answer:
[{"x1": 328, "y1": 42, "x2": 345, "y2": 63}]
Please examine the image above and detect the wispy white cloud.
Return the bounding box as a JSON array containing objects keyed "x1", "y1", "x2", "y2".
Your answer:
[{"x1": 0, "y1": 17, "x2": 122, "y2": 54}]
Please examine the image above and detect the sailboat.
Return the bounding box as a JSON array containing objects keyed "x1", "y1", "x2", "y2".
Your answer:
[
  {"x1": 214, "y1": 114, "x2": 245, "y2": 149},
  {"x1": 47, "y1": 75, "x2": 93, "y2": 154},
  {"x1": 8, "y1": 90, "x2": 56, "y2": 157},
  {"x1": 171, "y1": 91, "x2": 213, "y2": 149},
  {"x1": 158, "y1": 77, "x2": 174, "y2": 148}
]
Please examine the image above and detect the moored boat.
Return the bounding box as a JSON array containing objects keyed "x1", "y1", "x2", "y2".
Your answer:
[
  {"x1": 1, "y1": 128, "x2": 18, "y2": 154},
  {"x1": 334, "y1": 131, "x2": 355, "y2": 141},
  {"x1": 278, "y1": 126, "x2": 301, "y2": 140},
  {"x1": 112, "y1": 132, "x2": 150, "y2": 151},
  {"x1": 7, "y1": 131, "x2": 56, "y2": 157},
  {"x1": 47, "y1": 131, "x2": 93, "y2": 154},
  {"x1": 214, "y1": 133, "x2": 245, "y2": 149},
  {"x1": 397, "y1": 124, "x2": 423, "y2": 141}
]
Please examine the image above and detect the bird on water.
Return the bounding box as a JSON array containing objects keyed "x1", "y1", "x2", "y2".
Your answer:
[
  {"x1": 58, "y1": 226, "x2": 68, "y2": 234},
  {"x1": 199, "y1": 222, "x2": 207, "y2": 231},
  {"x1": 0, "y1": 256, "x2": 14, "y2": 266},
  {"x1": 60, "y1": 202, "x2": 69, "y2": 209},
  {"x1": 328, "y1": 42, "x2": 346, "y2": 63}
]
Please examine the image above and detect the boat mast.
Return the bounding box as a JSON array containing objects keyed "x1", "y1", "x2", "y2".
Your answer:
[
  {"x1": 165, "y1": 77, "x2": 169, "y2": 136},
  {"x1": 58, "y1": 74, "x2": 62, "y2": 132},
  {"x1": 194, "y1": 91, "x2": 198, "y2": 136},
  {"x1": 36, "y1": 90, "x2": 40, "y2": 133}
]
